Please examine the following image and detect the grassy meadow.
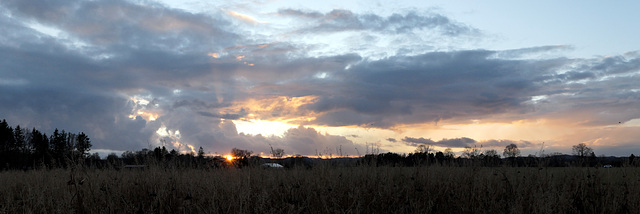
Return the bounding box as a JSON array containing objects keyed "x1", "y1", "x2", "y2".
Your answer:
[{"x1": 1, "y1": 165, "x2": 639, "y2": 213}]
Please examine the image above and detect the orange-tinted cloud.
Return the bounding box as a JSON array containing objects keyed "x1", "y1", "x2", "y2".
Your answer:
[
  {"x1": 222, "y1": 96, "x2": 319, "y2": 124},
  {"x1": 226, "y1": 10, "x2": 265, "y2": 25},
  {"x1": 208, "y1": 52, "x2": 220, "y2": 58}
]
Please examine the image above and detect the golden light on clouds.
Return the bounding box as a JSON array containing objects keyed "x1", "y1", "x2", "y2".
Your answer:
[
  {"x1": 208, "y1": 52, "x2": 220, "y2": 58},
  {"x1": 225, "y1": 10, "x2": 265, "y2": 25},
  {"x1": 227, "y1": 95, "x2": 319, "y2": 122},
  {"x1": 229, "y1": 96, "x2": 320, "y2": 136},
  {"x1": 234, "y1": 119, "x2": 297, "y2": 136},
  {"x1": 128, "y1": 110, "x2": 159, "y2": 121},
  {"x1": 229, "y1": 99, "x2": 640, "y2": 156},
  {"x1": 128, "y1": 96, "x2": 160, "y2": 121},
  {"x1": 154, "y1": 125, "x2": 197, "y2": 154},
  {"x1": 129, "y1": 96, "x2": 149, "y2": 105},
  {"x1": 393, "y1": 119, "x2": 564, "y2": 148}
]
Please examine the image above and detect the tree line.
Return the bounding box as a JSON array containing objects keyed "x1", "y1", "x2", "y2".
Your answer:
[
  {"x1": 360, "y1": 143, "x2": 638, "y2": 168},
  {"x1": 0, "y1": 119, "x2": 92, "y2": 169},
  {"x1": 2, "y1": 118, "x2": 638, "y2": 170}
]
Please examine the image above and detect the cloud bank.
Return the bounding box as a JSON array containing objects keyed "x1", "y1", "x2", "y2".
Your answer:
[{"x1": 1, "y1": 0, "x2": 639, "y2": 156}]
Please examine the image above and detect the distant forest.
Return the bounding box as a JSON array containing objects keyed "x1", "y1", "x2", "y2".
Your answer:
[
  {"x1": 0, "y1": 119, "x2": 92, "y2": 169},
  {"x1": 0, "y1": 119, "x2": 638, "y2": 170}
]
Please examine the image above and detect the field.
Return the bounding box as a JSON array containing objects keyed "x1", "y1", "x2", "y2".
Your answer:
[{"x1": 1, "y1": 166, "x2": 639, "y2": 213}]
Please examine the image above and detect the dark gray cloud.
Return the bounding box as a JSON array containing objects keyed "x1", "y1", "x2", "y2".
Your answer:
[
  {"x1": 282, "y1": 50, "x2": 557, "y2": 127},
  {"x1": 249, "y1": 48, "x2": 640, "y2": 129},
  {"x1": 0, "y1": 0, "x2": 372, "y2": 155},
  {"x1": 275, "y1": 125, "x2": 363, "y2": 157},
  {"x1": 402, "y1": 137, "x2": 435, "y2": 146},
  {"x1": 159, "y1": 115, "x2": 363, "y2": 157},
  {"x1": 401, "y1": 137, "x2": 533, "y2": 149},
  {"x1": 589, "y1": 53, "x2": 640, "y2": 75},
  {"x1": 0, "y1": 0, "x2": 243, "y2": 152},
  {"x1": 0, "y1": 85, "x2": 157, "y2": 151}
]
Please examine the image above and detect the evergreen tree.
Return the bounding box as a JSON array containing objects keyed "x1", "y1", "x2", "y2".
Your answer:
[
  {"x1": 30, "y1": 128, "x2": 51, "y2": 167},
  {"x1": 13, "y1": 125, "x2": 25, "y2": 153},
  {"x1": 75, "y1": 132, "x2": 92, "y2": 159},
  {"x1": 0, "y1": 120, "x2": 12, "y2": 165},
  {"x1": 12, "y1": 125, "x2": 28, "y2": 167},
  {"x1": 198, "y1": 147, "x2": 205, "y2": 158},
  {"x1": 51, "y1": 129, "x2": 70, "y2": 167},
  {"x1": 0, "y1": 120, "x2": 16, "y2": 155}
]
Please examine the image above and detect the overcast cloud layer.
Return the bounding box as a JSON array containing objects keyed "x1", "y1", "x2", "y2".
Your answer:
[{"x1": 1, "y1": 0, "x2": 639, "y2": 156}]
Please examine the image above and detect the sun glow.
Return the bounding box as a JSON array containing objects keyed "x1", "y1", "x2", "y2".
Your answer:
[
  {"x1": 208, "y1": 52, "x2": 220, "y2": 58},
  {"x1": 225, "y1": 95, "x2": 318, "y2": 121},
  {"x1": 225, "y1": 155, "x2": 234, "y2": 161},
  {"x1": 234, "y1": 119, "x2": 297, "y2": 136},
  {"x1": 128, "y1": 110, "x2": 159, "y2": 121}
]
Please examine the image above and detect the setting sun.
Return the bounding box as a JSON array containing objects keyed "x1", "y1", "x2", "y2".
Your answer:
[{"x1": 225, "y1": 155, "x2": 234, "y2": 161}]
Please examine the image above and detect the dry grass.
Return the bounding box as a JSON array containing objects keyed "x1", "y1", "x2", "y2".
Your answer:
[{"x1": 0, "y1": 166, "x2": 639, "y2": 213}]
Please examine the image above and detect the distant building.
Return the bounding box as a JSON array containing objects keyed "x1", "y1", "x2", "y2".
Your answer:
[{"x1": 262, "y1": 163, "x2": 284, "y2": 168}]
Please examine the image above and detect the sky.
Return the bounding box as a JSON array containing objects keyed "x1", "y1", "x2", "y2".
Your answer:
[{"x1": 1, "y1": 0, "x2": 639, "y2": 157}]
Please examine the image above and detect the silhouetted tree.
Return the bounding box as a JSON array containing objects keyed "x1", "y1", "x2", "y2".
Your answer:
[
  {"x1": 197, "y1": 147, "x2": 205, "y2": 158},
  {"x1": 13, "y1": 125, "x2": 26, "y2": 153},
  {"x1": 30, "y1": 128, "x2": 51, "y2": 167},
  {"x1": 478, "y1": 149, "x2": 500, "y2": 166},
  {"x1": 0, "y1": 120, "x2": 16, "y2": 157},
  {"x1": 503, "y1": 144, "x2": 520, "y2": 158},
  {"x1": 231, "y1": 148, "x2": 252, "y2": 158},
  {"x1": 414, "y1": 144, "x2": 430, "y2": 153},
  {"x1": 50, "y1": 129, "x2": 68, "y2": 167},
  {"x1": 572, "y1": 143, "x2": 593, "y2": 157},
  {"x1": 434, "y1": 151, "x2": 454, "y2": 165},
  {"x1": 74, "y1": 132, "x2": 92, "y2": 160},
  {"x1": 169, "y1": 149, "x2": 179, "y2": 158},
  {"x1": 443, "y1": 148, "x2": 455, "y2": 158},
  {"x1": 231, "y1": 148, "x2": 252, "y2": 167},
  {"x1": 86, "y1": 152, "x2": 101, "y2": 167},
  {"x1": 484, "y1": 149, "x2": 500, "y2": 158},
  {"x1": 0, "y1": 120, "x2": 94, "y2": 169},
  {"x1": 107, "y1": 153, "x2": 120, "y2": 166},
  {"x1": 153, "y1": 146, "x2": 169, "y2": 161},
  {"x1": 271, "y1": 148, "x2": 285, "y2": 159},
  {"x1": 462, "y1": 147, "x2": 480, "y2": 158}
]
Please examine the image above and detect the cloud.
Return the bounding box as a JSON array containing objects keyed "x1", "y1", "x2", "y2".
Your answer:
[
  {"x1": 1, "y1": 0, "x2": 238, "y2": 54},
  {"x1": 0, "y1": 0, "x2": 244, "y2": 153},
  {"x1": 243, "y1": 48, "x2": 640, "y2": 130},
  {"x1": 159, "y1": 115, "x2": 363, "y2": 156},
  {"x1": 0, "y1": 86, "x2": 157, "y2": 151},
  {"x1": 272, "y1": 8, "x2": 483, "y2": 59},
  {"x1": 1, "y1": 0, "x2": 640, "y2": 157},
  {"x1": 282, "y1": 50, "x2": 555, "y2": 127},
  {"x1": 401, "y1": 137, "x2": 533, "y2": 149},
  {"x1": 226, "y1": 10, "x2": 265, "y2": 25},
  {"x1": 490, "y1": 45, "x2": 574, "y2": 59},
  {"x1": 278, "y1": 9, "x2": 479, "y2": 36},
  {"x1": 273, "y1": 125, "x2": 363, "y2": 157}
]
